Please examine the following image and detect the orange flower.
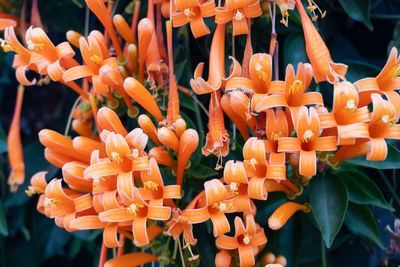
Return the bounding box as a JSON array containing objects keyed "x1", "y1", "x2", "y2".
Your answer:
[
  {"x1": 0, "y1": 18, "x2": 17, "y2": 30},
  {"x1": 221, "y1": 93, "x2": 250, "y2": 140},
  {"x1": 186, "y1": 179, "x2": 236, "y2": 236},
  {"x1": 138, "y1": 114, "x2": 162, "y2": 146},
  {"x1": 268, "y1": 201, "x2": 309, "y2": 230},
  {"x1": 295, "y1": 0, "x2": 347, "y2": 83},
  {"x1": 103, "y1": 252, "x2": 159, "y2": 267},
  {"x1": 7, "y1": 84, "x2": 25, "y2": 192},
  {"x1": 63, "y1": 32, "x2": 119, "y2": 95},
  {"x1": 177, "y1": 129, "x2": 199, "y2": 186},
  {"x1": 149, "y1": 147, "x2": 176, "y2": 171},
  {"x1": 26, "y1": 171, "x2": 48, "y2": 214},
  {"x1": 278, "y1": 106, "x2": 336, "y2": 176},
  {"x1": 172, "y1": 0, "x2": 215, "y2": 38},
  {"x1": 216, "y1": 214, "x2": 267, "y2": 266},
  {"x1": 355, "y1": 47, "x2": 400, "y2": 116},
  {"x1": 25, "y1": 27, "x2": 78, "y2": 82},
  {"x1": 215, "y1": 0, "x2": 262, "y2": 36}
]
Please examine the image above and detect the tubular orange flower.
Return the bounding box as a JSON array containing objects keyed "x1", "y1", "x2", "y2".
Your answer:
[
  {"x1": 104, "y1": 252, "x2": 159, "y2": 267},
  {"x1": 228, "y1": 90, "x2": 256, "y2": 132},
  {"x1": 268, "y1": 202, "x2": 309, "y2": 230},
  {"x1": 85, "y1": 0, "x2": 123, "y2": 60},
  {"x1": 97, "y1": 107, "x2": 129, "y2": 137},
  {"x1": 355, "y1": 47, "x2": 400, "y2": 116},
  {"x1": 0, "y1": 18, "x2": 17, "y2": 30},
  {"x1": 72, "y1": 118, "x2": 95, "y2": 138},
  {"x1": 7, "y1": 84, "x2": 25, "y2": 192},
  {"x1": 186, "y1": 179, "x2": 236, "y2": 236},
  {"x1": 221, "y1": 93, "x2": 250, "y2": 140},
  {"x1": 157, "y1": 126, "x2": 180, "y2": 152},
  {"x1": 113, "y1": 14, "x2": 135, "y2": 44},
  {"x1": 215, "y1": 250, "x2": 232, "y2": 267},
  {"x1": 171, "y1": 0, "x2": 215, "y2": 38},
  {"x1": 124, "y1": 77, "x2": 164, "y2": 122},
  {"x1": 216, "y1": 214, "x2": 267, "y2": 266},
  {"x1": 174, "y1": 118, "x2": 187, "y2": 138},
  {"x1": 66, "y1": 30, "x2": 83, "y2": 48},
  {"x1": 138, "y1": 114, "x2": 162, "y2": 146},
  {"x1": 26, "y1": 171, "x2": 48, "y2": 214},
  {"x1": 278, "y1": 106, "x2": 336, "y2": 176},
  {"x1": 177, "y1": 129, "x2": 199, "y2": 186},
  {"x1": 215, "y1": 0, "x2": 262, "y2": 36},
  {"x1": 149, "y1": 146, "x2": 176, "y2": 171},
  {"x1": 295, "y1": 0, "x2": 347, "y2": 83}
]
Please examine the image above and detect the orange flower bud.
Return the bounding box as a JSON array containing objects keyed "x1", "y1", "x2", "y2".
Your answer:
[
  {"x1": 44, "y1": 148, "x2": 76, "y2": 168},
  {"x1": 138, "y1": 114, "x2": 162, "y2": 146},
  {"x1": 72, "y1": 119, "x2": 95, "y2": 139},
  {"x1": 66, "y1": 30, "x2": 83, "y2": 48},
  {"x1": 268, "y1": 202, "x2": 310, "y2": 230},
  {"x1": 261, "y1": 252, "x2": 276, "y2": 265},
  {"x1": 157, "y1": 127, "x2": 180, "y2": 152},
  {"x1": 215, "y1": 250, "x2": 231, "y2": 267},
  {"x1": 177, "y1": 129, "x2": 199, "y2": 186},
  {"x1": 97, "y1": 107, "x2": 128, "y2": 137},
  {"x1": 126, "y1": 128, "x2": 148, "y2": 151},
  {"x1": 174, "y1": 118, "x2": 187, "y2": 138},
  {"x1": 149, "y1": 147, "x2": 176, "y2": 171},
  {"x1": 113, "y1": 14, "x2": 135, "y2": 44},
  {"x1": 128, "y1": 43, "x2": 138, "y2": 74}
]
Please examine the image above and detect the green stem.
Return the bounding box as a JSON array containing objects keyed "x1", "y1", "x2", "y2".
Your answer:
[
  {"x1": 321, "y1": 235, "x2": 327, "y2": 267},
  {"x1": 379, "y1": 170, "x2": 400, "y2": 207}
]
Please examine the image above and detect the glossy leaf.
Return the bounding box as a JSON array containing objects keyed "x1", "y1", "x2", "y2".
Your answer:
[
  {"x1": 344, "y1": 203, "x2": 383, "y2": 248},
  {"x1": 189, "y1": 164, "x2": 217, "y2": 179},
  {"x1": 283, "y1": 34, "x2": 308, "y2": 71},
  {"x1": 338, "y1": 171, "x2": 393, "y2": 210},
  {"x1": 309, "y1": 174, "x2": 348, "y2": 248},
  {"x1": 345, "y1": 144, "x2": 400, "y2": 169},
  {"x1": 338, "y1": 0, "x2": 373, "y2": 30}
]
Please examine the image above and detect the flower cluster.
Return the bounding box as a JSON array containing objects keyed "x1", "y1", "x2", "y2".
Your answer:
[{"x1": 1, "y1": 0, "x2": 399, "y2": 266}]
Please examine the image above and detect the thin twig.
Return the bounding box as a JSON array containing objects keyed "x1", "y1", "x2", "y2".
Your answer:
[
  {"x1": 177, "y1": 236, "x2": 186, "y2": 267},
  {"x1": 84, "y1": 6, "x2": 90, "y2": 36},
  {"x1": 64, "y1": 96, "x2": 82, "y2": 137},
  {"x1": 321, "y1": 235, "x2": 327, "y2": 267}
]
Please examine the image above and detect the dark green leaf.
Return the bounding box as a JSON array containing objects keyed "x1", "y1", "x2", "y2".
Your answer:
[
  {"x1": 175, "y1": 59, "x2": 188, "y2": 83},
  {"x1": 338, "y1": 171, "x2": 393, "y2": 210},
  {"x1": 0, "y1": 126, "x2": 7, "y2": 153},
  {"x1": 0, "y1": 201, "x2": 8, "y2": 236},
  {"x1": 344, "y1": 203, "x2": 383, "y2": 248},
  {"x1": 338, "y1": 0, "x2": 373, "y2": 30},
  {"x1": 44, "y1": 226, "x2": 71, "y2": 259},
  {"x1": 345, "y1": 144, "x2": 400, "y2": 169},
  {"x1": 190, "y1": 164, "x2": 217, "y2": 179},
  {"x1": 283, "y1": 34, "x2": 308, "y2": 70},
  {"x1": 309, "y1": 174, "x2": 348, "y2": 248},
  {"x1": 341, "y1": 60, "x2": 380, "y2": 83}
]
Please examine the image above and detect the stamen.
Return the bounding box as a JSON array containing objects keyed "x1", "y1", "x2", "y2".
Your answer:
[
  {"x1": 127, "y1": 202, "x2": 144, "y2": 215},
  {"x1": 127, "y1": 148, "x2": 139, "y2": 160},
  {"x1": 306, "y1": 0, "x2": 326, "y2": 21},
  {"x1": 244, "y1": 158, "x2": 258, "y2": 170},
  {"x1": 0, "y1": 38, "x2": 13, "y2": 52},
  {"x1": 302, "y1": 130, "x2": 314, "y2": 143},
  {"x1": 345, "y1": 99, "x2": 356, "y2": 112},
  {"x1": 183, "y1": 8, "x2": 196, "y2": 20},
  {"x1": 111, "y1": 152, "x2": 124, "y2": 165},
  {"x1": 255, "y1": 63, "x2": 267, "y2": 81},
  {"x1": 92, "y1": 176, "x2": 106, "y2": 186},
  {"x1": 27, "y1": 40, "x2": 44, "y2": 51},
  {"x1": 243, "y1": 233, "x2": 252, "y2": 245},
  {"x1": 212, "y1": 202, "x2": 231, "y2": 213},
  {"x1": 234, "y1": 10, "x2": 245, "y2": 21},
  {"x1": 229, "y1": 182, "x2": 239, "y2": 193},
  {"x1": 25, "y1": 186, "x2": 44, "y2": 197},
  {"x1": 381, "y1": 115, "x2": 397, "y2": 126},
  {"x1": 390, "y1": 64, "x2": 400, "y2": 78},
  {"x1": 90, "y1": 54, "x2": 102, "y2": 64},
  {"x1": 289, "y1": 80, "x2": 303, "y2": 94},
  {"x1": 271, "y1": 131, "x2": 282, "y2": 141},
  {"x1": 144, "y1": 181, "x2": 159, "y2": 191},
  {"x1": 43, "y1": 197, "x2": 61, "y2": 208}
]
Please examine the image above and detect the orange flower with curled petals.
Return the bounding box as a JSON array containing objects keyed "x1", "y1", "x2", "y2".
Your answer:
[
  {"x1": 124, "y1": 77, "x2": 164, "y2": 122},
  {"x1": 243, "y1": 137, "x2": 268, "y2": 178},
  {"x1": 177, "y1": 129, "x2": 199, "y2": 186},
  {"x1": 295, "y1": 0, "x2": 347, "y2": 83},
  {"x1": 26, "y1": 171, "x2": 48, "y2": 215},
  {"x1": 318, "y1": 81, "x2": 370, "y2": 145},
  {"x1": 172, "y1": 0, "x2": 215, "y2": 38},
  {"x1": 190, "y1": 23, "x2": 241, "y2": 95},
  {"x1": 278, "y1": 106, "x2": 336, "y2": 176},
  {"x1": 228, "y1": 90, "x2": 256, "y2": 133},
  {"x1": 331, "y1": 93, "x2": 400, "y2": 163},
  {"x1": 44, "y1": 179, "x2": 93, "y2": 232},
  {"x1": 99, "y1": 187, "x2": 171, "y2": 246},
  {"x1": 216, "y1": 214, "x2": 267, "y2": 266},
  {"x1": 255, "y1": 63, "x2": 320, "y2": 124},
  {"x1": 138, "y1": 157, "x2": 181, "y2": 206},
  {"x1": 63, "y1": 32, "x2": 119, "y2": 95},
  {"x1": 4, "y1": 26, "x2": 37, "y2": 85},
  {"x1": 25, "y1": 27, "x2": 78, "y2": 82},
  {"x1": 202, "y1": 90, "x2": 230, "y2": 168},
  {"x1": 185, "y1": 179, "x2": 236, "y2": 236},
  {"x1": 215, "y1": 0, "x2": 262, "y2": 36},
  {"x1": 221, "y1": 93, "x2": 250, "y2": 140},
  {"x1": 268, "y1": 202, "x2": 310, "y2": 230},
  {"x1": 355, "y1": 47, "x2": 400, "y2": 116},
  {"x1": 7, "y1": 85, "x2": 25, "y2": 192}
]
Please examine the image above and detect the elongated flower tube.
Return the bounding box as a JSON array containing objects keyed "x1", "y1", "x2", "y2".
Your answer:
[
  {"x1": 113, "y1": 14, "x2": 135, "y2": 44},
  {"x1": 157, "y1": 127, "x2": 180, "y2": 152},
  {"x1": 124, "y1": 77, "x2": 164, "y2": 122},
  {"x1": 137, "y1": 18, "x2": 153, "y2": 83},
  {"x1": 149, "y1": 147, "x2": 176, "y2": 171},
  {"x1": 44, "y1": 148, "x2": 76, "y2": 168},
  {"x1": 0, "y1": 18, "x2": 17, "y2": 30},
  {"x1": 72, "y1": 118, "x2": 96, "y2": 139},
  {"x1": 268, "y1": 202, "x2": 310, "y2": 230},
  {"x1": 177, "y1": 129, "x2": 199, "y2": 186},
  {"x1": 97, "y1": 107, "x2": 128, "y2": 136},
  {"x1": 7, "y1": 85, "x2": 25, "y2": 192},
  {"x1": 104, "y1": 252, "x2": 159, "y2": 267},
  {"x1": 221, "y1": 94, "x2": 250, "y2": 140},
  {"x1": 138, "y1": 114, "x2": 162, "y2": 146},
  {"x1": 295, "y1": 0, "x2": 347, "y2": 83},
  {"x1": 66, "y1": 30, "x2": 83, "y2": 48}
]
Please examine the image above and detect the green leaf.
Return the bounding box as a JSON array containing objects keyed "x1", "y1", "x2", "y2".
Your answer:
[
  {"x1": 344, "y1": 203, "x2": 383, "y2": 248},
  {"x1": 342, "y1": 60, "x2": 380, "y2": 83},
  {"x1": 0, "y1": 201, "x2": 8, "y2": 236},
  {"x1": 44, "y1": 225, "x2": 71, "y2": 259},
  {"x1": 283, "y1": 34, "x2": 308, "y2": 70},
  {"x1": 190, "y1": 164, "x2": 217, "y2": 179},
  {"x1": 338, "y1": 0, "x2": 373, "y2": 30},
  {"x1": 345, "y1": 144, "x2": 400, "y2": 169},
  {"x1": 0, "y1": 126, "x2": 7, "y2": 153},
  {"x1": 338, "y1": 171, "x2": 393, "y2": 210},
  {"x1": 309, "y1": 174, "x2": 348, "y2": 248}
]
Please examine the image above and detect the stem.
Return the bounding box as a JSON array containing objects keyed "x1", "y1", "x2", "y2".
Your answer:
[
  {"x1": 321, "y1": 235, "x2": 327, "y2": 267},
  {"x1": 98, "y1": 241, "x2": 107, "y2": 267},
  {"x1": 379, "y1": 170, "x2": 400, "y2": 207},
  {"x1": 64, "y1": 96, "x2": 82, "y2": 137},
  {"x1": 177, "y1": 236, "x2": 186, "y2": 267}
]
